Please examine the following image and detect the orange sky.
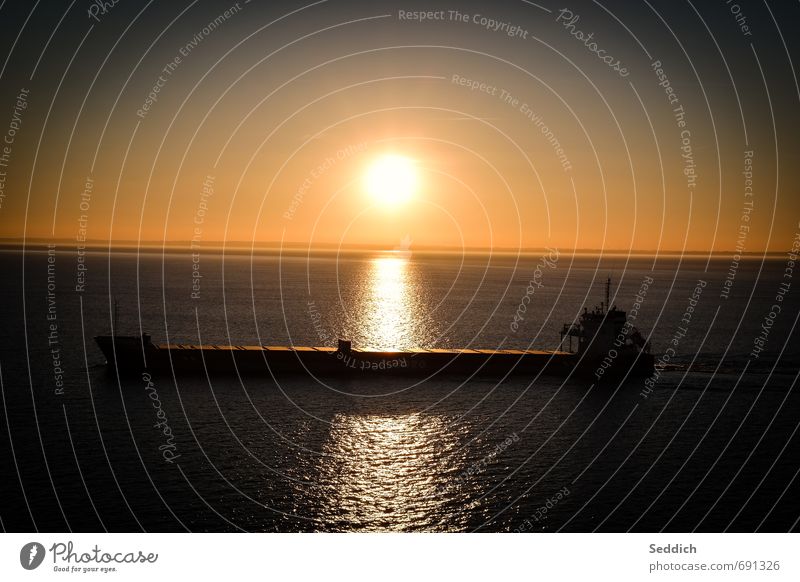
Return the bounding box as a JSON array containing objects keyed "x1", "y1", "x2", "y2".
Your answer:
[{"x1": 1, "y1": 2, "x2": 797, "y2": 253}]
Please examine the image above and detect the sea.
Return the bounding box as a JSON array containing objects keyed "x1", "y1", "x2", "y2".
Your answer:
[{"x1": 1, "y1": 248, "x2": 798, "y2": 532}]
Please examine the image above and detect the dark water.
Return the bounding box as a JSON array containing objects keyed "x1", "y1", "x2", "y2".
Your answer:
[{"x1": 1, "y1": 249, "x2": 798, "y2": 532}]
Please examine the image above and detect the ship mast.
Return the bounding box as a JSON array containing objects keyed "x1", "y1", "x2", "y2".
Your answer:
[{"x1": 606, "y1": 276, "x2": 611, "y2": 313}]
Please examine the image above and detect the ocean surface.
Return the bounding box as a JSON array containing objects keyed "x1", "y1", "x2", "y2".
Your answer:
[{"x1": 1, "y1": 249, "x2": 798, "y2": 532}]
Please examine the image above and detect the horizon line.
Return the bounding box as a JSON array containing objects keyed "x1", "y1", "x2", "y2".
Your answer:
[{"x1": 0, "y1": 238, "x2": 789, "y2": 257}]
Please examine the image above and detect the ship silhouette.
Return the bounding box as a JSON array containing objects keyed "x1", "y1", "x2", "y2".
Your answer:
[{"x1": 96, "y1": 278, "x2": 653, "y2": 379}]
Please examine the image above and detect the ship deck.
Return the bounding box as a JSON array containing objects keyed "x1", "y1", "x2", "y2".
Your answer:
[{"x1": 154, "y1": 344, "x2": 571, "y2": 356}]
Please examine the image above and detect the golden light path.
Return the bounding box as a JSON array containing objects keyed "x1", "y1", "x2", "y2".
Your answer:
[
  {"x1": 340, "y1": 251, "x2": 439, "y2": 352},
  {"x1": 364, "y1": 256, "x2": 412, "y2": 350},
  {"x1": 315, "y1": 413, "x2": 467, "y2": 532}
]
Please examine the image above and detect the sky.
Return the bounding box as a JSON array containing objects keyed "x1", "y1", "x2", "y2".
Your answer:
[{"x1": 0, "y1": 0, "x2": 798, "y2": 253}]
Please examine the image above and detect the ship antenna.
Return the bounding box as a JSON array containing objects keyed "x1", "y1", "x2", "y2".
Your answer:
[{"x1": 606, "y1": 276, "x2": 611, "y2": 313}]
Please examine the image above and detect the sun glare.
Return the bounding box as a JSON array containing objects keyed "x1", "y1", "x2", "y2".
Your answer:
[{"x1": 364, "y1": 154, "x2": 418, "y2": 206}]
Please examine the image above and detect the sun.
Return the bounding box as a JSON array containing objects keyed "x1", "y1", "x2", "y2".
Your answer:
[{"x1": 364, "y1": 154, "x2": 418, "y2": 206}]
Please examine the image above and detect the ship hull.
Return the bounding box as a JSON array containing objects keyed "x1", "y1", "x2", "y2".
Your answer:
[{"x1": 94, "y1": 336, "x2": 654, "y2": 380}]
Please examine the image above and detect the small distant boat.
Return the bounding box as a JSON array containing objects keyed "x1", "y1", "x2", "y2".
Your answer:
[{"x1": 95, "y1": 278, "x2": 654, "y2": 379}]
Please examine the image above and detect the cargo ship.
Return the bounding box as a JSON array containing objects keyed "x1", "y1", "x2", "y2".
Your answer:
[{"x1": 95, "y1": 279, "x2": 654, "y2": 379}]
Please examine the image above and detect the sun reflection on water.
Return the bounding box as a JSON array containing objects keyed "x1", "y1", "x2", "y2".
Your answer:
[
  {"x1": 359, "y1": 255, "x2": 417, "y2": 350},
  {"x1": 314, "y1": 413, "x2": 467, "y2": 532}
]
